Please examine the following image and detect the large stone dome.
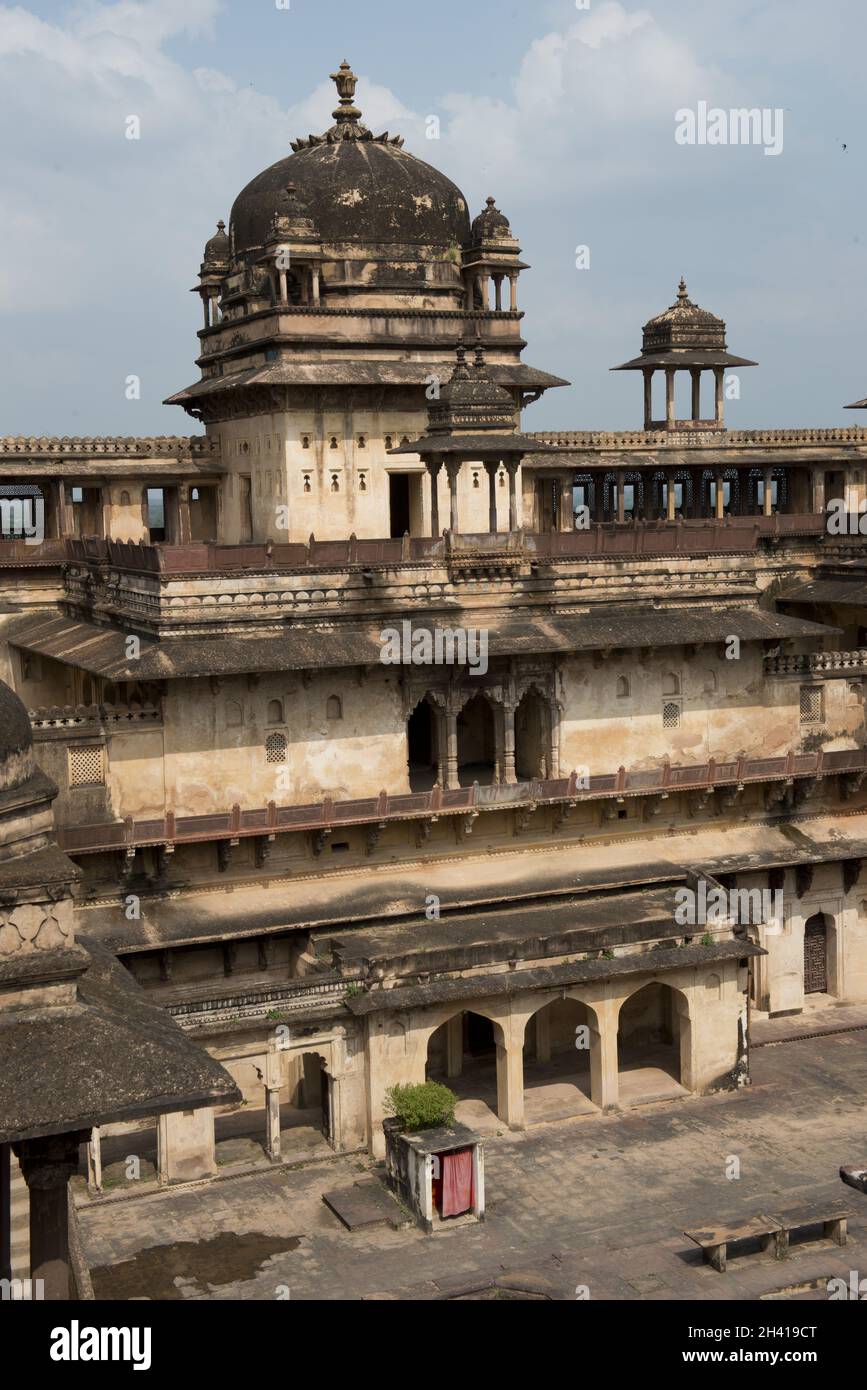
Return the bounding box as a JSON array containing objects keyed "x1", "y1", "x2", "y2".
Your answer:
[
  {"x1": 228, "y1": 62, "x2": 470, "y2": 255},
  {"x1": 0, "y1": 681, "x2": 34, "y2": 792}
]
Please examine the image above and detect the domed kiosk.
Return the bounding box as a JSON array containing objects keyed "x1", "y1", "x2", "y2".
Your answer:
[{"x1": 166, "y1": 61, "x2": 567, "y2": 543}]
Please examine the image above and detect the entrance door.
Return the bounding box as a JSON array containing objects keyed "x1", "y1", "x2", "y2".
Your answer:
[
  {"x1": 804, "y1": 914, "x2": 828, "y2": 993},
  {"x1": 389, "y1": 473, "x2": 411, "y2": 537}
]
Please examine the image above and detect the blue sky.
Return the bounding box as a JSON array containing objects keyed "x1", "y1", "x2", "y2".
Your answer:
[{"x1": 1, "y1": 0, "x2": 865, "y2": 434}]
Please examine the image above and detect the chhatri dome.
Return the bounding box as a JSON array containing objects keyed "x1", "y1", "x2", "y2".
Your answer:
[{"x1": 228, "y1": 60, "x2": 471, "y2": 254}]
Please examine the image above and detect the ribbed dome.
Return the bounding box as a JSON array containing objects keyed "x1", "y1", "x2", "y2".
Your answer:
[
  {"x1": 229, "y1": 62, "x2": 470, "y2": 254},
  {"x1": 230, "y1": 141, "x2": 469, "y2": 254},
  {"x1": 0, "y1": 682, "x2": 34, "y2": 793}
]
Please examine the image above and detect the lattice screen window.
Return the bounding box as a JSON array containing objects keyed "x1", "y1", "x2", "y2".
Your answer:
[
  {"x1": 68, "y1": 745, "x2": 104, "y2": 787},
  {"x1": 799, "y1": 686, "x2": 824, "y2": 724},
  {"x1": 265, "y1": 732, "x2": 287, "y2": 764},
  {"x1": 662, "y1": 701, "x2": 681, "y2": 730}
]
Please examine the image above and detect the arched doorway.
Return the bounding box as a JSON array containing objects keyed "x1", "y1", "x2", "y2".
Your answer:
[
  {"x1": 514, "y1": 689, "x2": 549, "y2": 780},
  {"x1": 426, "y1": 1011, "x2": 501, "y2": 1129},
  {"x1": 617, "y1": 983, "x2": 689, "y2": 1107},
  {"x1": 407, "y1": 698, "x2": 440, "y2": 792},
  {"x1": 523, "y1": 997, "x2": 597, "y2": 1122},
  {"x1": 457, "y1": 693, "x2": 496, "y2": 786},
  {"x1": 804, "y1": 913, "x2": 829, "y2": 994}
]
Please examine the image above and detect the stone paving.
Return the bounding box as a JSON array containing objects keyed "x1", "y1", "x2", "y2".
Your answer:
[{"x1": 77, "y1": 1026, "x2": 867, "y2": 1301}]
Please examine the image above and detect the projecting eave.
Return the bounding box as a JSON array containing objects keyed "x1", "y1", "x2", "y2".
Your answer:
[
  {"x1": 7, "y1": 607, "x2": 839, "y2": 681},
  {"x1": 845, "y1": 398, "x2": 867, "y2": 409},
  {"x1": 387, "y1": 431, "x2": 557, "y2": 456},
  {"x1": 0, "y1": 940, "x2": 240, "y2": 1144},
  {"x1": 165, "y1": 360, "x2": 569, "y2": 405},
  {"x1": 612, "y1": 351, "x2": 758, "y2": 371}
]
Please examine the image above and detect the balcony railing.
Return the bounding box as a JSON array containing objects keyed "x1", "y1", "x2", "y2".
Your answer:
[
  {"x1": 55, "y1": 745, "x2": 867, "y2": 856},
  {"x1": 765, "y1": 649, "x2": 867, "y2": 677},
  {"x1": 42, "y1": 514, "x2": 826, "y2": 577}
]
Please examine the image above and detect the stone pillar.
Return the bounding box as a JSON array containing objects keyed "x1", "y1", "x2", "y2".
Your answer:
[
  {"x1": 559, "y1": 475, "x2": 573, "y2": 531},
  {"x1": 690, "y1": 368, "x2": 702, "y2": 421},
  {"x1": 445, "y1": 1014, "x2": 463, "y2": 1078},
  {"x1": 643, "y1": 369, "x2": 654, "y2": 429},
  {"x1": 506, "y1": 459, "x2": 519, "y2": 532},
  {"x1": 714, "y1": 367, "x2": 725, "y2": 426},
  {"x1": 665, "y1": 368, "x2": 676, "y2": 427},
  {"x1": 202, "y1": 294, "x2": 210, "y2": 329},
  {"x1": 177, "y1": 485, "x2": 192, "y2": 544},
  {"x1": 446, "y1": 460, "x2": 461, "y2": 533},
  {"x1": 471, "y1": 1143, "x2": 485, "y2": 1220},
  {"x1": 266, "y1": 1087, "x2": 282, "y2": 1162},
  {"x1": 495, "y1": 1027, "x2": 525, "y2": 1130},
  {"x1": 86, "y1": 1129, "x2": 102, "y2": 1194},
  {"x1": 715, "y1": 471, "x2": 725, "y2": 519},
  {"x1": 426, "y1": 457, "x2": 443, "y2": 538},
  {"x1": 535, "y1": 1008, "x2": 551, "y2": 1063},
  {"x1": 484, "y1": 460, "x2": 498, "y2": 534},
  {"x1": 476, "y1": 276, "x2": 487, "y2": 310},
  {"x1": 15, "y1": 1131, "x2": 86, "y2": 1301},
  {"x1": 811, "y1": 470, "x2": 826, "y2": 515},
  {"x1": 666, "y1": 471, "x2": 677, "y2": 521},
  {"x1": 157, "y1": 1107, "x2": 216, "y2": 1184},
  {"x1": 278, "y1": 269, "x2": 288, "y2": 305},
  {"x1": 508, "y1": 274, "x2": 518, "y2": 311},
  {"x1": 493, "y1": 275, "x2": 503, "y2": 311},
  {"x1": 311, "y1": 266, "x2": 321, "y2": 306},
  {"x1": 763, "y1": 467, "x2": 774, "y2": 516},
  {"x1": 588, "y1": 1003, "x2": 619, "y2": 1112},
  {"x1": 445, "y1": 708, "x2": 459, "y2": 788},
  {"x1": 616, "y1": 470, "x2": 626, "y2": 523},
  {"x1": 502, "y1": 701, "x2": 517, "y2": 784}
]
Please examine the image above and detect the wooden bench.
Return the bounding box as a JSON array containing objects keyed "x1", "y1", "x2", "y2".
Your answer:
[
  {"x1": 769, "y1": 1203, "x2": 851, "y2": 1257},
  {"x1": 684, "y1": 1216, "x2": 780, "y2": 1273}
]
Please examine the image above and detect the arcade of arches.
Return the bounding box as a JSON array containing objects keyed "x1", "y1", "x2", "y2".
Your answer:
[
  {"x1": 407, "y1": 686, "x2": 555, "y2": 792},
  {"x1": 363, "y1": 960, "x2": 746, "y2": 1156}
]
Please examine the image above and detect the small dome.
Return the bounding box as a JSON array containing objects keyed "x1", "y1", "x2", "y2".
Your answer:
[
  {"x1": 471, "y1": 196, "x2": 511, "y2": 243},
  {"x1": 0, "y1": 682, "x2": 34, "y2": 792},
  {"x1": 643, "y1": 278, "x2": 726, "y2": 353},
  {"x1": 201, "y1": 220, "x2": 230, "y2": 274},
  {"x1": 430, "y1": 343, "x2": 517, "y2": 431}
]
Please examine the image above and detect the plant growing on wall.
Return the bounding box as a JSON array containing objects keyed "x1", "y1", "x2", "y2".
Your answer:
[{"x1": 384, "y1": 1080, "x2": 457, "y2": 1131}]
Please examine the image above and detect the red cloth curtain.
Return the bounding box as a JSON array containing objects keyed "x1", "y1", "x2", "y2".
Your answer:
[{"x1": 441, "y1": 1147, "x2": 474, "y2": 1217}]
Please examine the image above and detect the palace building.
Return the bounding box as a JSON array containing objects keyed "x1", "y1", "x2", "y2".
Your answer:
[{"x1": 2, "y1": 63, "x2": 867, "y2": 1284}]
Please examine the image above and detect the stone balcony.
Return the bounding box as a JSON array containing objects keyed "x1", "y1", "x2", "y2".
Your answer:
[{"x1": 764, "y1": 649, "x2": 867, "y2": 679}]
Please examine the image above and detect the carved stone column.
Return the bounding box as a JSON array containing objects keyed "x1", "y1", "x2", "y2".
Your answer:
[
  {"x1": 505, "y1": 459, "x2": 519, "y2": 532},
  {"x1": 484, "y1": 460, "x2": 498, "y2": 534},
  {"x1": 14, "y1": 1130, "x2": 87, "y2": 1300},
  {"x1": 426, "y1": 457, "x2": 443, "y2": 538},
  {"x1": 714, "y1": 367, "x2": 725, "y2": 426},
  {"x1": 502, "y1": 700, "x2": 517, "y2": 784},
  {"x1": 445, "y1": 459, "x2": 462, "y2": 534}
]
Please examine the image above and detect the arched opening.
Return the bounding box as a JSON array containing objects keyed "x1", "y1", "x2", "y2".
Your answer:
[
  {"x1": 457, "y1": 693, "x2": 496, "y2": 786},
  {"x1": 267, "y1": 699, "x2": 284, "y2": 724},
  {"x1": 617, "y1": 982, "x2": 689, "y2": 1107},
  {"x1": 214, "y1": 1050, "x2": 333, "y2": 1165},
  {"x1": 522, "y1": 997, "x2": 598, "y2": 1123},
  {"x1": 514, "y1": 688, "x2": 549, "y2": 780},
  {"x1": 804, "y1": 912, "x2": 830, "y2": 995},
  {"x1": 407, "y1": 698, "x2": 439, "y2": 792},
  {"x1": 426, "y1": 1011, "x2": 501, "y2": 1129}
]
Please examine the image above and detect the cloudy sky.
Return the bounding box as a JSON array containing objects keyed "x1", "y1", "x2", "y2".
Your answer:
[{"x1": 1, "y1": 0, "x2": 865, "y2": 434}]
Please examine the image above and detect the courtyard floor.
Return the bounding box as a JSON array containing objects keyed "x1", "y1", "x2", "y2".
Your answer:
[{"x1": 76, "y1": 1023, "x2": 867, "y2": 1301}]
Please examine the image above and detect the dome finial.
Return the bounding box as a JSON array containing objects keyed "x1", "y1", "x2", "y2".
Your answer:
[
  {"x1": 330, "y1": 59, "x2": 362, "y2": 125},
  {"x1": 677, "y1": 276, "x2": 689, "y2": 302}
]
